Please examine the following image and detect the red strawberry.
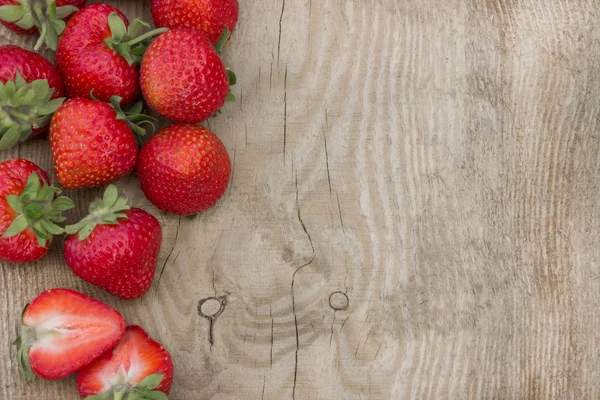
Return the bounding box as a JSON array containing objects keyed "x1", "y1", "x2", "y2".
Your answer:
[
  {"x1": 55, "y1": 4, "x2": 167, "y2": 104},
  {"x1": 0, "y1": 159, "x2": 74, "y2": 263},
  {"x1": 137, "y1": 124, "x2": 231, "y2": 215},
  {"x1": 151, "y1": 0, "x2": 238, "y2": 45},
  {"x1": 13, "y1": 288, "x2": 126, "y2": 381},
  {"x1": 140, "y1": 28, "x2": 236, "y2": 123},
  {"x1": 0, "y1": 45, "x2": 65, "y2": 149},
  {"x1": 77, "y1": 325, "x2": 173, "y2": 399},
  {"x1": 64, "y1": 185, "x2": 162, "y2": 300},
  {"x1": 50, "y1": 96, "x2": 153, "y2": 189},
  {"x1": 0, "y1": 0, "x2": 85, "y2": 50}
]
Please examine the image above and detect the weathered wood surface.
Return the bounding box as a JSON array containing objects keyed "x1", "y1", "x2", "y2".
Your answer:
[{"x1": 2, "y1": 0, "x2": 600, "y2": 399}]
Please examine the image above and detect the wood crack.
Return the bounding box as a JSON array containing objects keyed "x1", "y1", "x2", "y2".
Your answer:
[
  {"x1": 229, "y1": 145, "x2": 237, "y2": 195},
  {"x1": 323, "y1": 124, "x2": 332, "y2": 194},
  {"x1": 277, "y1": 0, "x2": 286, "y2": 64},
  {"x1": 154, "y1": 216, "x2": 181, "y2": 293},
  {"x1": 270, "y1": 307, "x2": 274, "y2": 369},
  {"x1": 336, "y1": 192, "x2": 345, "y2": 235},
  {"x1": 291, "y1": 165, "x2": 315, "y2": 399},
  {"x1": 283, "y1": 65, "x2": 288, "y2": 162}
]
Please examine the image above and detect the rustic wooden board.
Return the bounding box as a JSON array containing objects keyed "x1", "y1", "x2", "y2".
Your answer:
[{"x1": 2, "y1": 0, "x2": 600, "y2": 398}]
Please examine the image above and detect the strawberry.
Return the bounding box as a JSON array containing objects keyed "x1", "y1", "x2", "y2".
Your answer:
[
  {"x1": 0, "y1": 0, "x2": 84, "y2": 50},
  {"x1": 50, "y1": 96, "x2": 154, "y2": 189},
  {"x1": 140, "y1": 28, "x2": 236, "y2": 123},
  {"x1": 137, "y1": 124, "x2": 231, "y2": 216},
  {"x1": 55, "y1": 4, "x2": 167, "y2": 104},
  {"x1": 0, "y1": 45, "x2": 65, "y2": 149},
  {"x1": 13, "y1": 288, "x2": 126, "y2": 381},
  {"x1": 77, "y1": 325, "x2": 173, "y2": 399},
  {"x1": 0, "y1": 159, "x2": 74, "y2": 263},
  {"x1": 64, "y1": 185, "x2": 162, "y2": 300},
  {"x1": 150, "y1": 0, "x2": 238, "y2": 45}
]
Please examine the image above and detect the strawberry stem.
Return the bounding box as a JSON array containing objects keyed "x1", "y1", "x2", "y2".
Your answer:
[
  {"x1": 122, "y1": 27, "x2": 168, "y2": 47},
  {"x1": 104, "y1": 12, "x2": 168, "y2": 65},
  {"x1": 109, "y1": 96, "x2": 157, "y2": 137}
]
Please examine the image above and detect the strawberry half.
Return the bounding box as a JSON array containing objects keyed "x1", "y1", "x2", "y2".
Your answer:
[
  {"x1": 13, "y1": 288, "x2": 126, "y2": 382},
  {"x1": 56, "y1": 4, "x2": 167, "y2": 104},
  {"x1": 64, "y1": 185, "x2": 163, "y2": 300},
  {"x1": 77, "y1": 325, "x2": 173, "y2": 399}
]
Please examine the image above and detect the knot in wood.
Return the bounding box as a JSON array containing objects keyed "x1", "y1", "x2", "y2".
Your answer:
[
  {"x1": 198, "y1": 296, "x2": 227, "y2": 319},
  {"x1": 329, "y1": 292, "x2": 349, "y2": 311}
]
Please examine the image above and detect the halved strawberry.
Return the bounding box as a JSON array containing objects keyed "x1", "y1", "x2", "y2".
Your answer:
[
  {"x1": 77, "y1": 325, "x2": 173, "y2": 399},
  {"x1": 13, "y1": 288, "x2": 126, "y2": 382}
]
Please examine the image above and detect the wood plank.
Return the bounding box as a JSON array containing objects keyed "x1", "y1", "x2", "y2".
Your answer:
[{"x1": 2, "y1": 0, "x2": 600, "y2": 399}]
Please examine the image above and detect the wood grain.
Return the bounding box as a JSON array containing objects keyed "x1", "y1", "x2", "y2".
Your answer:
[{"x1": 2, "y1": 0, "x2": 600, "y2": 399}]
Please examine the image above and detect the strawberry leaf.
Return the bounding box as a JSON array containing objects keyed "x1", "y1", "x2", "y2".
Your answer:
[
  {"x1": 54, "y1": 5, "x2": 77, "y2": 20},
  {"x1": 0, "y1": 5, "x2": 25, "y2": 22},
  {"x1": 84, "y1": 393, "x2": 110, "y2": 400},
  {"x1": 137, "y1": 374, "x2": 164, "y2": 390},
  {"x1": 66, "y1": 185, "x2": 131, "y2": 241},
  {"x1": 104, "y1": 12, "x2": 168, "y2": 66},
  {"x1": 6, "y1": 195, "x2": 22, "y2": 213},
  {"x1": 2, "y1": 172, "x2": 73, "y2": 245},
  {"x1": 227, "y1": 69, "x2": 237, "y2": 86},
  {"x1": 139, "y1": 390, "x2": 168, "y2": 400},
  {"x1": 107, "y1": 12, "x2": 127, "y2": 43},
  {"x1": 52, "y1": 197, "x2": 75, "y2": 212},
  {"x1": 0, "y1": 74, "x2": 65, "y2": 149},
  {"x1": 0, "y1": 125, "x2": 21, "y2": 150},
  {"x1": 2, "y1": 214, "x2": 28, "y2": 238},
  {"x1": 215, "y1": 27, "x2": 230, "y2": 54},
  {"x1": 103, "y1": 184, "x2": 119, "y2": 208}
]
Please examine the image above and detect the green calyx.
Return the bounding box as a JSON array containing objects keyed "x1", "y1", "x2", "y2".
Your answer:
[
  {"x1": 2, "y1": 173, "x2": 74, "y2": 247},
  {"x1": 13, "y1": 304, "x2": 35, "y2": 383},
  {"x1": 109, "y1": 96, "x2": 157, "y2": 137},
  {"x1": 213, "y1": 28, "x2": 237, "y2": 115},
  {"x1": 0, "y1": 72, "x2": 65, "y2": 150},
  {"x1": 84, "y1": 373, "x2": 168, "y2": 400},
  {"x1": 0, "y1": 0, "x2": 79, "y2": 50},
  {"x1": 104, "y1": 12, "x2": 168, "y2": 66},
  {"x1": 65, "y1": 184, "x2": 130, "y2": 241}
]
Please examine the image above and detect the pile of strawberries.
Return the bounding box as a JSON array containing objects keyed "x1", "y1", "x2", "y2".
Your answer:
[{"x1": 0, "y1": 0, "x2": 239, "y2": 398}]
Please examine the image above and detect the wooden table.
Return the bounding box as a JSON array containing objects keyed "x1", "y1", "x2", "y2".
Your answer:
[{"x1": 2, "y1": 0, "x2": 600, "y2": 399}]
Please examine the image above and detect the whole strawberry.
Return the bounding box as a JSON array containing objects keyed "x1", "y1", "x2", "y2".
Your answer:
[
  {"x1": 56, "y1": 4, "x2": 167, "y2": 104},
  {"x1": 64, "y1": 185, "x2": 162, "y2": 300},
  {"x1": 137, "y1": 124, "x2": 231, "y2": 215},
  {"x1": 77, "y1": 325, "x2": 173, "y2": 399},
  {"x1": 0, "y1": 0, "x2": 84, "y2": 50},
  {"x1": 0, "y1": 45, "x2": 65, "y2": 149},
  {"x1": 13, "y1": 288, "x2": 125, "y2": 382},
  {"x1": 151, "y1": 0, "x2": 238, "y2": 45},
  {"x1": 140, "y1": 28, "x2": 235, "y2": 123},
  {"x1": 50, "y1": 96, "x2": 153, "y2": 189},
  {"x1": 0, "y1": 159, "x2": 74, "y2": 263}
]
